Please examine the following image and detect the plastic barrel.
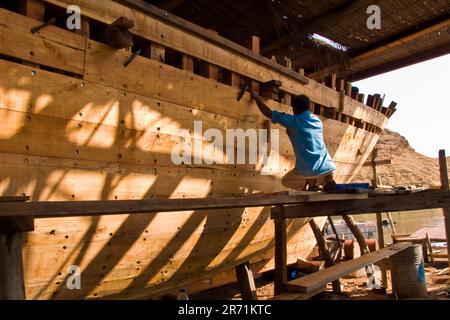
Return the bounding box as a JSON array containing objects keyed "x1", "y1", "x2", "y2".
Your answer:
[{"x1": 390, "y1": 244, "x2": 427, "y2": 299}]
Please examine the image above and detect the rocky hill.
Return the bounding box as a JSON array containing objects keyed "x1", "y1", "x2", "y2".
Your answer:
[{"x1": 351, "y1": 129, "x2": 449, "y2": 187}]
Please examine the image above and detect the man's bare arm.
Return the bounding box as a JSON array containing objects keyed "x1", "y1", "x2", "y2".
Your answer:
[{"x1": 252, "y1": 91, "x2": 272, "y2": 119}]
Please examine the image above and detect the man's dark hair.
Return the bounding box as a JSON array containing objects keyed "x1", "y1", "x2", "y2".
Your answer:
[{"x1": 292, "y1": 94, "x2": 310, "y2": 114}]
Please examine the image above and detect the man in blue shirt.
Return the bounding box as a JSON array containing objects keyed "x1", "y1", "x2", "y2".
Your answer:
[{"x1": 252, "y1": 91, "x2": 336, "y2": 191}]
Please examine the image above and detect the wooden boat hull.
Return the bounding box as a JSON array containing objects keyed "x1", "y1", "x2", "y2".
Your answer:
[{"x1": 0, "y1": 2, "x2": 388, "y2": 299}]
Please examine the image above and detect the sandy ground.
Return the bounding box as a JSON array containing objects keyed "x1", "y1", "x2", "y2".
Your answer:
[{"x1": 190, "y1": 262, "x2": 450, "y2": 300}]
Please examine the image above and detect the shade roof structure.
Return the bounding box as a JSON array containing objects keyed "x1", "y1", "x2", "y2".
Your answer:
[{"x1": 142, "y1": 0, "x2": 450, "y2": 81}]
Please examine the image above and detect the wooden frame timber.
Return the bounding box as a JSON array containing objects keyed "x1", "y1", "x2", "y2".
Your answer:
[{"x1": 0, "y1": 193, "x2": 367, "y2": 219}]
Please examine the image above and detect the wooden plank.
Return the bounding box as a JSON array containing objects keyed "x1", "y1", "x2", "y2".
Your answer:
[
  {"x1": 0, "y1": 232, "x2": 26, "y2": 299},
  {"x1": 0, "y1": 9, "x2": 85, "y2": 74},
  {"x1": 0, "y1": 192, "x2": 367, "y2": 218},
  {"x1": 276, "y1": 190, "x2": 450, "y2": 218},
  {"x1": 285, "y1": 242, "x2": 412, "y2": 293},
  {"x1": 235, "y1": 262, "x2": 257, "y2": 300},
  {"x1": 274, "y1": 210, "x2": 286, "y2": 295}
]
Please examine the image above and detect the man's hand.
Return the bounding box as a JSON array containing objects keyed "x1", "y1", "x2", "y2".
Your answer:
[{"x1": 252, "y1": 91, "x2": 272, "y2": 119}]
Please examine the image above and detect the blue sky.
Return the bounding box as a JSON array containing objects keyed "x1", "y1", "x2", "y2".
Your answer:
[{"x1": 354, "y1": 54, "x2": 450, "y2": 158}]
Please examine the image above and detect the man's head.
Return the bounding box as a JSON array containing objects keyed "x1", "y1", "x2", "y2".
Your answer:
[{"x1": 292, "y1": 94, "x2": 310, "y2": 115}]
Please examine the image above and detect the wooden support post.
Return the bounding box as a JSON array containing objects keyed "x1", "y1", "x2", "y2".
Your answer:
[
  {"x1": 376, "y1": 213, "x2": 388, "y2": 288},
  {"x1": 273, "y1": 206, "x2": 287, "y2": 295},
  {"x1": 18, "y1": 0, "x2": 45, "y2": 20},
  {"x1": 309, "y1": 219, "x2": 341, "y2": 292},
  {"x1": 235, "y1": 262, "x2": 257, "y2": 300},
  {"x1": 0, "y1": 232, "x2": 25, "y2": 300},
  {"x1": 150, "y1": 43, "x2": 165, "y2": 63},
  {"x1": 0, "y1": 216, "x2": 34, "y2": 300},
  {"x1": 438, "y1": 149, "x2": 450, "y2": 269},
  {"x1": 181, "y1": 55, "x2": 194, "y2": 72}
]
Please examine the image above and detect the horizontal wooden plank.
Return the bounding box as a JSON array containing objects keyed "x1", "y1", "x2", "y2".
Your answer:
[
  {"x1": 0, "y1": 8, "x2": 85, "y2": 74},
  {"x1": 275, "y1": 190, "x2": 450, "y2": 218},
  {"x1": 0, "y1": 192, "x2": 367, "y2": 218},
  {"x1": 285, "y1": 242, "x2": 412, "y2": 293}
]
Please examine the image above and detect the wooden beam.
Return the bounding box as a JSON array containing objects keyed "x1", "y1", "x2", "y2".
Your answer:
[
  {"x1": 261, "y1": 0, "x2": 376, "y2": 55},
  {"x1": 350, "y1": 43, "x2": 450, "y2": 81},
  {"x1": 274, "y1": 209, "x2": 287, "y2": 295},
  {"x1": 274, "y1": 190, "x2": 450, "y2": 219},
  {"x1": 285, "y1": 242, "x2": 412, "y2": 293},
  {"x1": 0, "y1": 232, "x2": 26, "y2": 299},
  {"x1": 309, "y1": 15, "x2": 450, "y2": 79},
  {"x1": 0, "y1": 193, "x2": 367, "y2": 219},
  {"x1": 235, "y1": 262, "x2": 257, "y2": 300}
]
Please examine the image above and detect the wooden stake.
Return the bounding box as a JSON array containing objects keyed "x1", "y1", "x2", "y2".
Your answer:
[
  {"x1": 235, "y1": 262, "x2": 257, "y2": 300},
  {"x1": 274, "y1": 209, "x2": 287, "y2": 295}
]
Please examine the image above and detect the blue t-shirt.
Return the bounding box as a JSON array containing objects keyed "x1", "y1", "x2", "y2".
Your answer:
[{"x1": 272, "y1": 110, "x2": 336, "y2": 176}]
